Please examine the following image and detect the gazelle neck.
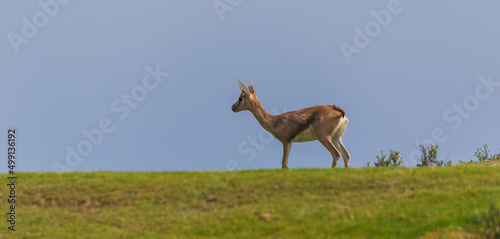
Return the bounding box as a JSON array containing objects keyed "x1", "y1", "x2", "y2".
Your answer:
[{"x1": 250, "y1": 100, "x2": 275, "y2": 134}]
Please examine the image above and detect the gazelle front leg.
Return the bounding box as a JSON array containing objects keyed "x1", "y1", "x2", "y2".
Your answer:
[{"x1": 281, "y1": 141, "x2": 292, "y2": 169}]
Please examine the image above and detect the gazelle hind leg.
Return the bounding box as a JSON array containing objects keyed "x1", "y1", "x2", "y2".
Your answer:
[
  {"x1": 317, "y1": 136, "x2": 341, "y2": 168},
  {"x1": 313, "y1": 120, "x2": 342, "y2": 168},
  {"x1": 332, "y1": 137, "x2": 350, "y2": 168}
]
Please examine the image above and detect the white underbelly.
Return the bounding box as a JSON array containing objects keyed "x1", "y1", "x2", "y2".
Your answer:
[{"x1": 293, "y1": 126, "x2": 317, "y2": 142}]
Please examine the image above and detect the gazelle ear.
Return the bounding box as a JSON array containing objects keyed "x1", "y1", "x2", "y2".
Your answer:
[
  {"x1": 237, "y1": 78, "x2": 251, "y2": 95},
  {"x1": 248, "y1": 81, "x2": 255, "y2": 94}
]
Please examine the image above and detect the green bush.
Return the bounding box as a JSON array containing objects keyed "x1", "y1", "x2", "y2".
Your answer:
[
  {"x1": 372, "y1": 150, "x2": 403, "y2": 167},
  {"x1": 474, "y1": 144, "x2": 491, "y2": 162},
  {"x1": 416, "y1": 144, "x2": 452, "y2": 167}
]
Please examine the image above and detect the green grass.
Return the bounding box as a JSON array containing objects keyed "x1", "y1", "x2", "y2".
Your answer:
[{"x1": 1, "y1": 164, "x2": 500, "y2": 238}]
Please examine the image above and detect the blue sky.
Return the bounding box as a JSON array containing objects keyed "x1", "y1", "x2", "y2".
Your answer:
[{"x1": 1, "y1": 1, "x2": 499, "y2": 172}]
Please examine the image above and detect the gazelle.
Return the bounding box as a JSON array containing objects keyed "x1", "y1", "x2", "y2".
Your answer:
[{"x1": 232, "y1": 79, "x2": 350, "y2": 169}]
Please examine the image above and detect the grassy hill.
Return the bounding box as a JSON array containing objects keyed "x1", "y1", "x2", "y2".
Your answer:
[{"x1": 1, "y1": 162, "x2": 500, "y2": 238}]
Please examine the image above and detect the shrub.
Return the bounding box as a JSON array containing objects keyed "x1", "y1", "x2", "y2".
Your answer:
[
  {"x1": 416, "y1": 144, "x2": 452, "y2": 167},
  {"x1": 474, "y1": 144, "x2": 491, "y2": 162},
  {"x1": 373, "y1": 150, "x2": 403, "y2": 167}
]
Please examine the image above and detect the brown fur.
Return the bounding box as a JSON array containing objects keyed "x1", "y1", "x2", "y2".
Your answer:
[{"x1": 232, "y1": 79, "x2": 350, "y2": 169}]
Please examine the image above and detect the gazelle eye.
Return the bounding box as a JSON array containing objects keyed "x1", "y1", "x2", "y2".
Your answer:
[{"x1": 239, "y1": 97, "x2": 243, "y2": 102}]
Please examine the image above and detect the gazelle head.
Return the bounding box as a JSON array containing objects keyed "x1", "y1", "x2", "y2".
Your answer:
[{"x1": 232, "y1": 78, "x2": 257, "y2": 112}]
